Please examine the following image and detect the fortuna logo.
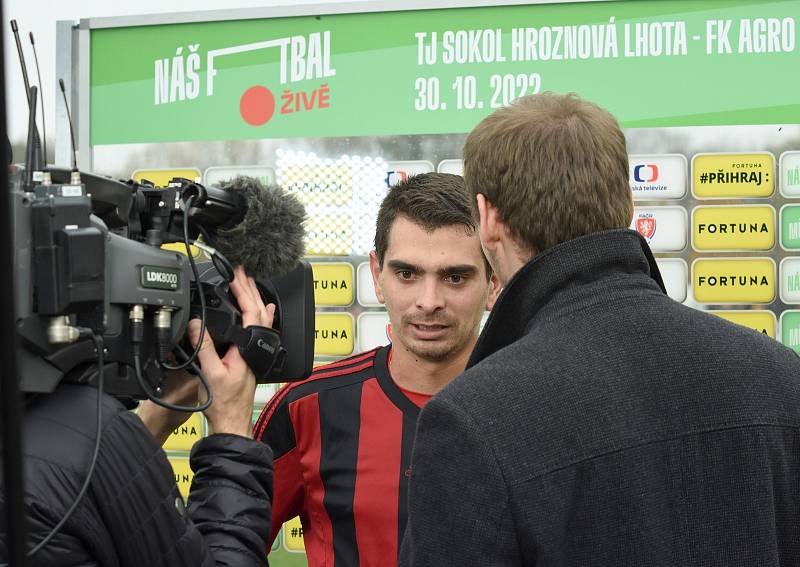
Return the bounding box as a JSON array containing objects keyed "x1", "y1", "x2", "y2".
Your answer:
[
  {"x1": 697, "y1": 275, "x2": 770, "y2": 287},
  {"x1": 633, "y1": 164, "x2": 659, "y2": 183},
  {"x1": 636, "y1": 216, "x2": 657, "y2": 239},
  {"x1": 697, "y1": 223, "x2": 769, "y2": 234}
]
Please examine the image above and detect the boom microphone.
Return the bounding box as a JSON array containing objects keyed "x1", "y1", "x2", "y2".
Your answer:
[{"x1": 206, "y1": 176, "x2": 307, "y2": 281}]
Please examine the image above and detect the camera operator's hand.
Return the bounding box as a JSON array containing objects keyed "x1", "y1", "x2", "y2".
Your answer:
[
  {"x1": 190, "y1": 266, "x2": 276, "y2": 438},
  {"x1": 137, "y1": 370, "x2": 199, "y2": 445}
]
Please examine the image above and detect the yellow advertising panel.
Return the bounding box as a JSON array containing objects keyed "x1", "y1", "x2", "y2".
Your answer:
[
  {"x1": 162, "y1": 413, "x2": 206, "y2": 452},
  {"x1": 282, "y1": 516, "x2": 306, "y2": 553},
  {"x1": 692, "y1": 206, "x2": 776, "y2": 251},
  {"x1": 314, "y1": 313, "x2": 355, "y2": 356},
  {"x1": 692, "y1": 153, "x2": 775, "y2": 198},
  {"x1": 168, "y1": 457, "x2": 194, "y2": 501},
  {"x1": 711, "y1": 310, "x2": 776, "y2": 339},
  {"x1": 132, "y1": 168, "x2": 202, "y2": 187},
  {"x1": 693, "y1": 258, "x2": 775, "y2": 304},
  {"x1": 311, "y1": 263, "x2": 355, "y2": 306}
]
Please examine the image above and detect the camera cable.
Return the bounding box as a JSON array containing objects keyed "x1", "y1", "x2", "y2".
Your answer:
[
  {"x1": 161, "y1": 194, "x2": 207, "y2": 372},
  {"x1": 133, "y1": 343, "x2": 212, "y2": 413},
  {"x1": 26, "y1": 332, "x2": 104, "y2": 558}
]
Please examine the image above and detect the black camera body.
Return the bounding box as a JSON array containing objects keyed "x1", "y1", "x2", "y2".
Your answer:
[{"x1": 11, "y1": 166, "x2": 314, "y2": 401}]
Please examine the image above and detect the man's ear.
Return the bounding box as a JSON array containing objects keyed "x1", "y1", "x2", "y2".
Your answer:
[
  {"x1": 368, "y1": 251, "x2": 385, "y2": 304},
  {"x1": 476, "y1": 193, "x2": 501, "y2": 253},
  {"x1": 485, "y1": 274, "x2": 502, "y2": 311}
]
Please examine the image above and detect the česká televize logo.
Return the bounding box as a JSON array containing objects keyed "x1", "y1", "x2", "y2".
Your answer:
[
  {"x1": 633, "y1": 164, "x2": 659, "y2": 183},
  {"x1": 153, "y1": 32, "x2": 337, "y2": 127}
]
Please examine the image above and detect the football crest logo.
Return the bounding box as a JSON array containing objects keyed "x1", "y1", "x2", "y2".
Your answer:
[{"x1": 636, "y1": 216, "x2": 657, "y2": 239}]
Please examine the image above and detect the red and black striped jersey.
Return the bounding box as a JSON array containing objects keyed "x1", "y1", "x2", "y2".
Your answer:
[{"x1": 253, "y1": 345, "x2": 430, "y2": 567}]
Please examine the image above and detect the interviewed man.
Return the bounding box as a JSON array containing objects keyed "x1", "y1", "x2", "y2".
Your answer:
[
  {"x1": 400, "y1": 93, "x2": 800, "y2": 566},
  {"x1": 254, "y1": 172, "x2": 500, "y2": 566}
]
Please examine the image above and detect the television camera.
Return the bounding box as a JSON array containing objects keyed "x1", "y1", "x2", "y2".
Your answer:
[{"x1": 11, "y1": 160, "x2": 315, "y2": 408}]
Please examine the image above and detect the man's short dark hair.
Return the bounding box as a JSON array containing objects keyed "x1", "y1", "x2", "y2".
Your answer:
[{"x1": 374, "y1": 172, "x2": 490, "y2": 277}]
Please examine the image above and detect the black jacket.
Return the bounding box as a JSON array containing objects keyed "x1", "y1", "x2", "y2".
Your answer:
[
  {"x1": 400, "y1": 229, "x2": 800, "y2": 566},
  {"x1": 0, "y1": 383, "x2": 273, "y2": 566}
]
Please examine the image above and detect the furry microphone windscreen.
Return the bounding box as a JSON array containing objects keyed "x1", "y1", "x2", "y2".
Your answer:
[{"x1": 213, "y1": 176, "x2": 307, "y2": 280}]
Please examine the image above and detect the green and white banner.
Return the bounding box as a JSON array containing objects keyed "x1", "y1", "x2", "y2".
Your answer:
[{"x1": 90, "y1": 0, "x2": 800, "y2": 144}]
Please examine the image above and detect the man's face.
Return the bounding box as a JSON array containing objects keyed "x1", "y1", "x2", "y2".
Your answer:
[{"x1": 370, "y1": 216, "x2": 495, "y2": 363}]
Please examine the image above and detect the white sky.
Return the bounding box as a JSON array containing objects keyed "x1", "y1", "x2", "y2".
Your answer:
[{"x1": 2, "y1": 0, "x2": 375, "y2": 143}]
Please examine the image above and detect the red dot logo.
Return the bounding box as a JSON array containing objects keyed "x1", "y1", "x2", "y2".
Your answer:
[{"x1": 240, "y1": 86, "x2": 275, "y2": 126}]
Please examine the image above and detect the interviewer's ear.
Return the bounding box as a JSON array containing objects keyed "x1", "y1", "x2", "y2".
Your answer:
[
  {"x1": 485, "y1": 274, "x2": 501, "y2": 311},
  {"x1": 476, "y1": 194, "x2": 501, "y2": 253}
]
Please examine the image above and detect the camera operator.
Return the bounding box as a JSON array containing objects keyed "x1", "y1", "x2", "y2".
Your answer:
[{"x1": 0, "y1": 266, "x2": 275, "y2": 566}]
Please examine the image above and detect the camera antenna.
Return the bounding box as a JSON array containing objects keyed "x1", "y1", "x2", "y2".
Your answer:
[
  {"x1": 10, "y1": 20, "x2": 42, "y2": 173},
  {"x1": 59, "y1": 79, "x2": 80, "y2": 181},
  {"x1": 23, "y1": 86, "x2": 38, "y2": 190},
  {"x1": 9, "y1": 21, "x2": 31, "y2": 104},
  {"x1": 28, "y1": 32, "x2": 48, "y2": 174}
]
